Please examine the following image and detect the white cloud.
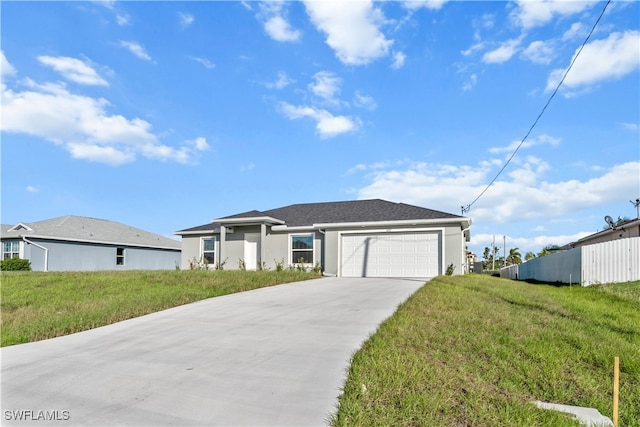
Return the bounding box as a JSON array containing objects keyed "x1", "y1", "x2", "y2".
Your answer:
[
  {"x1": 116, "y1": 14, "x2": 130, "y2": 26},
  {"x1": 489, "y1": 134, "x2": 561, "y2": 154},
  {"x1": 26, "y1": 185, "x2": 39, "y2": 193},
  {"x1": 38, "y1": 56, "x2": 108, "y2": 86},
  {"x1": 354, "y1": 91, "x2": 377, "y2": 111},
  {"x1": 259, "y1": 2, "x2": 301, "y2": 42},
  {"x1": 2, "y1": 79, "x2": 206, "y2": 166},
  {"x1": 264, "y1": 15, "x2": 301, "y2": 42},
  {"x1": 308, "y1": 71, "x2": 342, "y2": 102},
  {"x1": 265, "y1": 71, "x2": 294, "y2": 89},
  {"x1": 178, "y1": 12, "x2": 194, "y2": 28},
  {"x1": 510, "y1": 0, "x2": 595, "y2": 30},
  {"x1": 1, "y1": 51, "x2": 16, "y2": 77},
  {"x1": 546, "y1": 31, "x2": 640, "y2": 93},
  {"x1": 482, "y1": 37, "x2": 522, "y2": 64},
  {"x1": 618, "y1": 122, "x2": 638, "y2": 131},
  {"x1": 521, "y1": 40, "x2": 555, "y2": 64},
  {"x1": 403, "y1": 0, "x2": 450, "y2": 11},
  {"x1": 191, "y1": 56, "x2": 216, "y2": 69},
  {"x1": 562, "y1": 22, "x2": 586, "y2": 41},
  {"x1": 94, "y1": 0, "x2": 115, "y2": 10},
  {"x1": 279, "y1": 102, "x2": 360, "y2": 138},
  {"x1": 303, "y1": 0, "x2": 393, "y2": 65},
  {"x1": 190, "y1": 137, "x2": 210, "y2": 151},
  {"x1": 240, "y1": 162, "x2": 255, "y2": 172},
  {"x1": 353, "y1": 159, "x2": 639, "y2": 225},
  {"x1": 462, "y1": 73, "x2": 478, "y2": 91},
  {"x1": 119, "y1": 40, "x2": 152, "y2": 61},
  {"x1": 391, "y1": 51, "x2": 406, "y2": 69}
]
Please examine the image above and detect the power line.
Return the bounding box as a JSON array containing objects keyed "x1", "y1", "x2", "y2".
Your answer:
[{"x1": 461, "y1": 0, "x2": 612, "y2": 216}]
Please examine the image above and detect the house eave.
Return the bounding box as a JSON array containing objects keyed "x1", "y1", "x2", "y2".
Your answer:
[
  {"x1": 174, "y1": 229, "x2": 218, "y2": 236},
  {"x1": 215, "y1": 216, "x2": 285, "y2": 226},
  {"x1": 271, "y1": 225, "x2": 316, "y2": 232},
  {"x1": 313, "y1": 217, "x2": 471, "y2": 230},
  {"x1": 7, "y1": 234, "x2": 181, "y2": 251}
]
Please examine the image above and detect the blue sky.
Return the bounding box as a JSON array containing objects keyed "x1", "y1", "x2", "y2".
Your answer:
[{"x1": 2, "y1": 0, "x2": 639, "y2": 258}]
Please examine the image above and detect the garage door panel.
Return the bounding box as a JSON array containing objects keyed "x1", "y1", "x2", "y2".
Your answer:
[{"x1": 341, "y1": 232, "x2": 440, "y2": 278}]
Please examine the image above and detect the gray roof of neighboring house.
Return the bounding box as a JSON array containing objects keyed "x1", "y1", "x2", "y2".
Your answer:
[
  {"x1": 1, "y1": 216, "x2": 181, "y2": 250},
  {"x1": 177, "y1": 199, "x2": 466, "y2": 233}
]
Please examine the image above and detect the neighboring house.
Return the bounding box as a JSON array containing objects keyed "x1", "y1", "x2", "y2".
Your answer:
[
  {"x1": 175, "y1": 199, "x2": 471, "y2": 278},
  {"x1": 1, "y1": 215, "x2": 181, "y2": 271},
  {"x1": 564, "y1": 217, "x2": 640, "y2": 249}
]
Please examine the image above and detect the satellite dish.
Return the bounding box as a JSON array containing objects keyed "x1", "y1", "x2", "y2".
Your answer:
[{"x1": 604, "y1": 215, "x2": 615, "y2": 227}]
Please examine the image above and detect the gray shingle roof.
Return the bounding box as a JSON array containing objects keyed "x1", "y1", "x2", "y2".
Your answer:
[
  {"x1": 1, "y1": 216, "x2": 181, "y2": 250},
  {"x1": 258, "y1": 199, "x2": 462, "y2": 226},
  {"x1": 176, "y1": 222, "x2": 219, "y2": 233},
  {"x1": 177, "y1": 199, "x2": 465, "y2": 233}
]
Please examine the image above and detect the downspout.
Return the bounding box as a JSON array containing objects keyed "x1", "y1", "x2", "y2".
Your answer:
[
  {"x1": 20, "y1": 236, "x2": 48, "y2": 272},
  {"x1": 461, "y1": 225, "x2": 471, "y2": 274}
]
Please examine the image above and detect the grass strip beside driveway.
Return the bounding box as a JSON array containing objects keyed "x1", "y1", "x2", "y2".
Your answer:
[
  {"x1": 1, "y1": 270, "x2": 319, "y2": 347},
  {"x1": 333, "y1": 275, "x2": 640, "y2": 426}
]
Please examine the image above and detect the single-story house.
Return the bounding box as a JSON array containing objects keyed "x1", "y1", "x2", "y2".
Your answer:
[
  {"x1": 175, "y1": 199, "x2": 471, "y2": 278},
  {"x1": 563, "y1": 217, "x2": 640, "y2": 249},
  {"x1": 1, "y1": 215, "x2": 181, "y2": 271}
]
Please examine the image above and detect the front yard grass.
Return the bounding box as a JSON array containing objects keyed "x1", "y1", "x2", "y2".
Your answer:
[
  {"x1": 333, "y1": 275, "x2": 640, "y2": 426},
  {"x1": 0, "y1": 270, "x2": 319, "y2": 347}
]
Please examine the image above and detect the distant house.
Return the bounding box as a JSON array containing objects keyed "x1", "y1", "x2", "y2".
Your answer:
[
  {"x1": 1, "y1": 216, "x2": 181, "y2": 271},
  {"x1": 564, "y1": 217, "x2": 640, "y2": 249},
  {"x1": 175, "y1": 199, "x2": 471, "y2": 278}
]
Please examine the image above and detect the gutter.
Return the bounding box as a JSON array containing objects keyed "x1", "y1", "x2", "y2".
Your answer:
[
  {"x1": 271, "y1": 217, "x2": 471, "y2": 232},
  {"x1": 10, "y1": 234, "x2": 180, "y2": 251},
  {"x1": 20, "y1": 236, "x2": 48, "y2": 272}
]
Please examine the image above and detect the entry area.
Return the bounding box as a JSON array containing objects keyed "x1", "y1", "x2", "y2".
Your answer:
[{"x1": 341, "y1": 231, "x2": 441, "y2": 278}]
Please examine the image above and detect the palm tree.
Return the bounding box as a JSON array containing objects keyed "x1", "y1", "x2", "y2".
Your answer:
[
  {"x1": 524, "y1": 251, "x2": 536, "y2": 261},
  {"x1": 506, "y1": 247, "x2": 522, "y2": 265}
]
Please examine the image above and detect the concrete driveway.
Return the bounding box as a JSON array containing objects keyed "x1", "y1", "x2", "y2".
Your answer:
[{"x1": 1, "y1": 277, "x2": 426, "y2": 426}]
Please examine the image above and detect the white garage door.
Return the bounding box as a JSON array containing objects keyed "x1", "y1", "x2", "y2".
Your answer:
[{"x1": 341, "y1": 232, "x2": 440, "y2": 278}]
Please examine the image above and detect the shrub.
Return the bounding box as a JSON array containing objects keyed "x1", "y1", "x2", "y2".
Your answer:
[
  {"x1": 445, "y1": 263, "x2": 455, "y2": 275},
  {"x1": 1, "y1": 258, "x2": 31, "y2": 271},
  {"x1": 313, "y1": 262, "x2": 322, "y2": 274}
]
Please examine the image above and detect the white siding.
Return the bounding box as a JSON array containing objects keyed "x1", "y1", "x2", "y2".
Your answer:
[
  {"x1": 501, "y1": 237, "x2": 640, "y2": 286},
  {"x1": 582, "y1": 237, "x2": 640, "y2": 285}
]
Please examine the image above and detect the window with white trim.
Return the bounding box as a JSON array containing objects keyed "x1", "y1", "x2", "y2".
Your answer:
[
  {"x1": 116, "y1": 247, "x2": 125, "y2": 265},
  {"x1": 291, "y1": 235, "x2": 313, "y2": 264},
  {"x1": 2, "y1": 241, "x2": 20, "y2": 260},
  {"x1": 202, "y1": 238, "x2": 215, "y2": 265}
]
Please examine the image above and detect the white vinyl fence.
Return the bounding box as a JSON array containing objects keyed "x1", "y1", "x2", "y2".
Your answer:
[{"x1": 501, "y1": 237, "x2": 640, "y2": 286}]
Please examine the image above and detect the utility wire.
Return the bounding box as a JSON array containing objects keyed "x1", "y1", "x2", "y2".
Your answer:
[{"x1": 462, "y1": 0, "x2": 612, "y2": 215}]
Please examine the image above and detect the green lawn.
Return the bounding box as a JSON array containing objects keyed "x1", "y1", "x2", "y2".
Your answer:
[
  {"x1": 0, "y1": 270, "x2": 319, "y2": 347},
  {"x1": 333, "y1": 275, "x2": 640, "y2": 427}
]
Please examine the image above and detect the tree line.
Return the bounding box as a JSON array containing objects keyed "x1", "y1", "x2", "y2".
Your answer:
[{"x1": 481, "y1": 244, "x2": 561, "y2": 270}]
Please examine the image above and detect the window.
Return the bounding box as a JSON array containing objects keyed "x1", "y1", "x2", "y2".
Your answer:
[
  {"x1": 291, "y1": 235, "x2": 313, "y2": 264},
  {"x1": 3, "y1": 241, "x2": 20, "y2": 260},
  {"x1": 116, "y1": 247, "x2": 125, "y2": 265},
  {"x1": 202, "y1": 238, "x2": 215, "y2": 264}
]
